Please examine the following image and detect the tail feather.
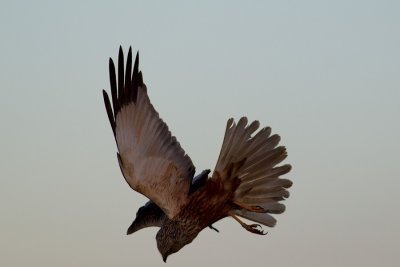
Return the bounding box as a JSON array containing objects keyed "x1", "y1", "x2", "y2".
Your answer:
[
  {"x1": 240, "y1": 128, "x2": 272, "y2": 160},
  {"x1": 241, "y1": 202, "x2": 286, "y2": 214},
  {"x1": 219, "y1": 118, "x2": 248, "y2": 167},
  {"x1": 213, "y1": 117, "x2": 292, "y2": 229},
  {"x1": 237, "y1": 178, "x2": 292, "y2": 198},
  {"x1": 240, "y1": 165, "x2": 290, "y2": 184},
  {"x1": 234, "y1": 210, "x2": 277, "y2": 227},
  {"x1": 242, "y1": 146, "x2": 287, "y2": 175},
  {"x1": 243, "y1": 188, "x2": 290, "y2": 200}
]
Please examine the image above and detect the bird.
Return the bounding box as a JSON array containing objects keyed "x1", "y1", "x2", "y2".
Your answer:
[{"x1": 102, "y1": 47, "x2": 292, "y2": 262}]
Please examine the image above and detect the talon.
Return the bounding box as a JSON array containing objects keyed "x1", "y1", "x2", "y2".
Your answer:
[
  {"x1": 246, "y1": 224, "x2": 267, "y2": 235},
  {"x1": 229, "y1": 212, "x2": 268, "y2": 235},
  {"x1": 208, "y1": 225, "x2": 219, "y2": 233}
]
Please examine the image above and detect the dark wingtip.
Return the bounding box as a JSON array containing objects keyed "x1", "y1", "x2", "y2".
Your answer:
[
  {"x1": 106, "y1": 46, "x2": 143, "y2": 121},
  {"x1": 102, "y1": 89, "x2": 116, "y2": 136},
  {"x1": 118, "y1": 47, "x2": 124, "y2": 72},
  {"x1": 138, "y1": 71, "x2": 143, "y2": 85},
  {"x1": 102, "y1": 89, "x2": 108, "y2": 104},
  {"x1": 118, "y1": 46, "x2": 123, "y2": 64},
  {"x1": 108, "y1": 56, "x2": 118, "y2": 118},
  {"x1": 109, "y1": 58, "x2": 115, "y2": 74},
  {"x1": 118, "y1": 46, "x2": 125, "y2": 100},
  {"x1": 134, "y1": 51, "x2": 139, "y2": 74},
  {"x1": 125, "y1": 48, "x2": 133, "y2": 91},
  {"x1": 109, "y1": 57, "x2": 113, "y2": 64},
  {"x1": 102, "y1": 89, "x2": 109, "y2": 104}
]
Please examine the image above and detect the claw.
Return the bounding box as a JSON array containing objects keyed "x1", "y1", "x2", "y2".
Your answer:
[
  {"x1": 208, "y1": 225, "x2": 220, "y2": 233},
  {"x1": 245, "y1": 224, "x2": 267, "y2": 235},
  {"x1": 229, "y1": 212, "x2": 268, "y2": 235}
]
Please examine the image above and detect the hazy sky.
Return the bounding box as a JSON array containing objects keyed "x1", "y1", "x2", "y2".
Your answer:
[{"x1": 1, "y1": 1, "x2": 399, "y2": 266}]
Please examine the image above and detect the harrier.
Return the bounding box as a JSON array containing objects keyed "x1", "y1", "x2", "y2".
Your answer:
[{"x1": 102, "y1": 47, "x2": 292, "y2": 262}]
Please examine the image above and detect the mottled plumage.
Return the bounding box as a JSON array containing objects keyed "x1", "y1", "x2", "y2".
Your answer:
[{"x1": 102, "y1": 47, "x2": 292, "y2": 262}]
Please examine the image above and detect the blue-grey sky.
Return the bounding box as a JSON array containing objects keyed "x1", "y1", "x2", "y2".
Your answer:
[{"x1": 1, "y1": 1, "x2": 399, "y2": 266}]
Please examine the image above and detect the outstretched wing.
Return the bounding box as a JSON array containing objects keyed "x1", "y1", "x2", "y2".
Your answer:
[{"x1": 102, "y1": 47, "x2": 195, "y2": 218}]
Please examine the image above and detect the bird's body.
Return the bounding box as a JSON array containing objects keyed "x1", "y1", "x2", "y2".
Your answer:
[
  {"x1": 102, "y1": 47, "x2": 292, "y2": 262},
  {"x1": 156, "y1": 164, "x2": 242, "y2": 260},
  {"x1": 174, "y1": 169, "x2": 238, "y2": 235}
]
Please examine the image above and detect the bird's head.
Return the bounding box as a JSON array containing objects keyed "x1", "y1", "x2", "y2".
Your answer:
[
  {"x1": 127, "y1": 201, "x2": 164, "y2": 235},
  {"x1": 156, "y1": 222, "x2": 194, "y2": 262}
]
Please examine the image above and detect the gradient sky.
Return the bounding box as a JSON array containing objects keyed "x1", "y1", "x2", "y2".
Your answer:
[{"x1": 1, "y1": 1, "x2": 399, "y2": 266}]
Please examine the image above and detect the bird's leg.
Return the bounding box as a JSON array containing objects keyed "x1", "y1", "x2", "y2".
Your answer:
[
  {"x1": 233, "y1": 200, "x2": 268, "y2": 213},
  {"x1": 208, "y1": 224, "x2": 219, "y2": 233},
  {"x1": 228, "y1": 212, "x2": 267, "y2": 235}
]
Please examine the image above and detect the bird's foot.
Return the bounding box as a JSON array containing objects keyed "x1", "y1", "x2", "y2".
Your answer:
[
  {"x1": 243, "y1": 223, "x2": 267, "y2": 235},
  {"x1": 229, "y1": 212, "x2": 268, "y2": 235}
]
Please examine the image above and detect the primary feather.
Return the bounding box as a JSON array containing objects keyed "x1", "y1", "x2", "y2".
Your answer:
[{"x1": 103, "y1": 47, "x2": 195, "y2": 218}]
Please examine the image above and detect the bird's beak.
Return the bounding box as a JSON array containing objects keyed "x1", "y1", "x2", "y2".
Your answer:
[
  {"x1": 126, "y1": 220, "x2": 139, "y2": 235},
  {"x1": 163, "y1": 255, "x2": 168, "y2": 263}
]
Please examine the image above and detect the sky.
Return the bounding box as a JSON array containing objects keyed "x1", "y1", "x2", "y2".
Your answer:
[{"x1": 0, "y1": 1, "x2": 399, "y2": 266}]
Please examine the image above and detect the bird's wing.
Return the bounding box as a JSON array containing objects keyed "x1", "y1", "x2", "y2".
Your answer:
[{"x1": 102, "y1": 47, "x2": 195, "y2": 218}]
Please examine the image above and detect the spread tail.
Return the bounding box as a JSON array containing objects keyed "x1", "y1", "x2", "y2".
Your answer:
[{"x1": 213, "y1": 117, "x2": 292, "y2": 232}]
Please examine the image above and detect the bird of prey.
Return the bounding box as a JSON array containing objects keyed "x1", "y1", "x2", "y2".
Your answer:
[{"x1": 102, "y1": 47, "x2": 292, "y2": 262}]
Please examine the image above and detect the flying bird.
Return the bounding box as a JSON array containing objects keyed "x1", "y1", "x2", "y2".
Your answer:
[{"x1": 102, "y1": 47, "x2": 292, "y2": 262}]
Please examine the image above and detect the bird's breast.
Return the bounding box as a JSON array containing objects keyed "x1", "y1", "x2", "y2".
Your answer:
[{"x1": 176, "y1": 179, "x2": 234, "y2": 231}]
